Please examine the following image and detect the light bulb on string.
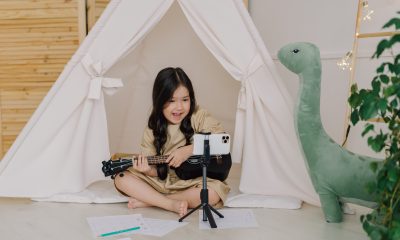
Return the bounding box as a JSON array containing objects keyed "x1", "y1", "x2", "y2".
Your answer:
[
  {"x1": 337, "y1": 51, "x2": 353, "y2": 71},
  {"x1": 362, "y1": 0, "x2": 374, "y2": 21}
]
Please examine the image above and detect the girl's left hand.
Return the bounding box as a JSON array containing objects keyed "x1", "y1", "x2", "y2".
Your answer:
[{"x1": 166, "y1": 145, "x2": 193, "y2": 168}]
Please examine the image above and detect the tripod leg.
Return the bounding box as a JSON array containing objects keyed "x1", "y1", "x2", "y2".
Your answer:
[
  {"x1": 179, "y1": 203, "x2": 203, "y2": 222},
  {"x1": 203, "y1": 205, "x2": 217, "y2": 228},
  {"x1": 208, "y1": 205, "x2": 224, "y2": 218}
]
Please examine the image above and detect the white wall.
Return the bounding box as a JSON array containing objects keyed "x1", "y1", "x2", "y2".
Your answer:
[{"x1": 249, "y1": 0, "x2": 399, "y2": 157}]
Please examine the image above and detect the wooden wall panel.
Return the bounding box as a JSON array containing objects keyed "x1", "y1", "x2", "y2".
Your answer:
[
  {"x1": 0, "y1": 88, "x2": 49, "y2": 153},
  {"x1": 0, "y1": 0, "x2": 84, "y2": 158}
]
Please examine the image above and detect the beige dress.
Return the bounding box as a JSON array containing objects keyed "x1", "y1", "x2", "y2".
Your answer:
[{"x1": 127, "y1": 107, "x2": 230, "y2": 206}]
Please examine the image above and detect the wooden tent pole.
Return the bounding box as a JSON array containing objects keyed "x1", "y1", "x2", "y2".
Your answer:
[
  {"x1": 342, "y1": 0, "x2": 363, "y2": 146},
  {"x1": 358, "y1": 31, "x2": 400, "y2": 38}
]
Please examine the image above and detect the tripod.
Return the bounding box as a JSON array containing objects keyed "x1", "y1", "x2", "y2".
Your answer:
[{"x1": 178, "y1": 134, "x2": 224, "y2": 228}]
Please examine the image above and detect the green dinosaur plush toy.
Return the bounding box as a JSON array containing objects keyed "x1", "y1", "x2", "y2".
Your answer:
[{"x1": 278, "y1": 42, "x2": 381, "y2": 223}]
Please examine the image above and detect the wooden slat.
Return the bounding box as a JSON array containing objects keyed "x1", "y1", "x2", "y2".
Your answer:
[
  {"x1": 0, "y1": 27, "x2": 78, "y2": 34},
  {"x1": 87, "y1": 0, "x2": 110, "y2": 30},
  {"x1": 2, "y1": 109, "x2": 37, "y2": 123},
  {"x1": 0, "y1": 64, "x2": 64, "y2": 73},
  {"x1": 87, "y1": 0, "x2": 96, "y2": 30},
  {"x1": 0, "y1": 44, "x2": 77, "y2": 52},
  {"x1": 0, "y1": 31, "x2": 78, "y2": 39},
  {"x1": 0, "y1": 54, "x2": 73, "y2": 61},
  {"x1": 0, "y1": 82, "x2": 54, "y2": 88},
  {"x1": 2, "y1": 123, "x2": 26, "y2": 136},
  {"x1": 0, "y1": 1, "x2": 77, "y2": 10},
  {"x1": 0, "y1": 58, "x2": 69, "y2": 65},
  {"x1": 0, "y1": 88, "x2": 49, "y2": 99},
  {"x1": 77, "y1": 0, "x2": 87, "y2": 43},
  {"x1": 0, "y1": 18, "x2": 77, "y2": 28},
  {"x1": 0, "y1": 8, "x2": 78, "y2": 20}
]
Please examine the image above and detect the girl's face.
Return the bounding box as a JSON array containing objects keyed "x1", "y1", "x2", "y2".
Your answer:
[{"x1": 163, "y1": 85, "x2": 191, "y2": 125}]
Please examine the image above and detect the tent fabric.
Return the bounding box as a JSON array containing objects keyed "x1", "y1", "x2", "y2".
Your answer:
[{"x1": 0, "y1": 0, "x2": 319, "y2": 206}]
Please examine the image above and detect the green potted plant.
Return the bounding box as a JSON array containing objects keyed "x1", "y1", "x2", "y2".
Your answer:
[{"x1": 348, "y1": 12, "x2": 400, "y2": 240}]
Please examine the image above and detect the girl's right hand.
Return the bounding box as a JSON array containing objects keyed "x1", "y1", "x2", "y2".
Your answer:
[{"x1": 133, "y1": 154, "x2": 152, "y2": 174}]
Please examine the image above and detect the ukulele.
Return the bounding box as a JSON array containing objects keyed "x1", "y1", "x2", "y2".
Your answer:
[{"x1": 102, "y1": 153, "x2": 232, "y2": 181}]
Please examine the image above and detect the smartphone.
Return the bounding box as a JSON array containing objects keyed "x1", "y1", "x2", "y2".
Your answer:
[{"x1": 192, "y1": 133, "x2": 231, "y2": 155}]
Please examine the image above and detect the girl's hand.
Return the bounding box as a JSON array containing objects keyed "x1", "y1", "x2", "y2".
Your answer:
[
  {"x1": 133, "y1": 154, "x2": 152, "y2": 174},
  {"x1": 166, "y1": 145, "x2": 193, "y2": 168}
]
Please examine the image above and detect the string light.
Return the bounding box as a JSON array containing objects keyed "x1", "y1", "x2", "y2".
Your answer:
[
  {"x1": 337, "y1": 0, "x2": 374, "y2": 71},
  {"x1": 337, "y1": 51, "x2": 353, "y2": 71},
  {"x1": 362, "y1": 0, "x2": 374, "y2": 21}
]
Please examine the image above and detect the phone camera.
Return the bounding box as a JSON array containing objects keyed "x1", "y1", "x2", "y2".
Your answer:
[{"x1": 222, "y1": 135, "x2": 229, "y2": 143}]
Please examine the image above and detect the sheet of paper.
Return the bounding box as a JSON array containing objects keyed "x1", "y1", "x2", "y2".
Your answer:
[
  {"x1": 198, "y1": 209, "x2": 258, "y2": 229},
  {"x1": 86, "y1": 214, "x2": 148, "y2": 237},
  {"x1": 140, "y1": 218, "x2": 188, "y2": 237}
]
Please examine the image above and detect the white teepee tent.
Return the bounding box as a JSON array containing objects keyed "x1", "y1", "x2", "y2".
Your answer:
[{"x1": 0, "y1": 0, "x2": 319, "y2": 206}]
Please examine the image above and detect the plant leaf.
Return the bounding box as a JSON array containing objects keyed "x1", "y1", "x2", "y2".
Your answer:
[
  {"x1": 378, "y1": 99, "x2": 388, "y2": 114},
  {"x1": 351, "y1": 83, "x2": 358, "y2": 93},
  {"x1": 349, "y1": 93, "x2": 362, "y2": 108},
  {"x1": 373, "y1": 39, "x2": 390, "y2": 59},
  {"x1": 377, "y1": 62, "x2": 387, "y2": 73},
  {"x1": 391, "y1": 76, "x2": 400, "y2": 84},
  {"x1": 390, "y1": 99, "x2": 398, "y2": 108},
  {"x1": 362, "y1": 123, "x2": 374, "y2": 137},
  {"x1": 360, "y1": 101, "x2": 379, "y2": 120},
  {"x1": 372, "y1": 79, "x2": 381, "y2": 94},
  {"x1": 393, "y1": 64, "x2": 400, "y2": 75},
  {"x1": 382, "y1": 18, "x2": 400, "y2": 30},
  {"x1": 384, "y1": 85, "x2": 396, "y2": 97},
  {"x1": 370, "y1": 229, "x2": 383, "y2": 240},
  {"x1": 380, "y1": 74, "x2": 390, "y2": 84},
  {"x1": 367, "y1": 134, "x2": 386, "y2": 152},
  {"x1": 392, "y1": 226, "x2": 400, "y2": 239},
  {"x1": 370, "y1": 161, "x2": 378, "y2": 173},
  {"x1": 351, "y1": 109, "x2": 360, "y2": 125},
  {"x1": 395, "y1": 54, "x2": 400, "y2": 65},
  {"x1": 388, "y1": 168, "x2": 398, "y2": 182},
  {"x1": 388, "y1": 34, "x2": 400, "y2": 49},
  {"x1": 388, "y1": 63, "x2": 396, "y2": 73}
]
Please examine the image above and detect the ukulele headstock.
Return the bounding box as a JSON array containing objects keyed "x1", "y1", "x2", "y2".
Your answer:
[
  {"x1": 101, "y1": 158, "x2": 133, "y2": 179},
  {"x1": 102, "y1": 160, "x2": 113, "y2": 177}
]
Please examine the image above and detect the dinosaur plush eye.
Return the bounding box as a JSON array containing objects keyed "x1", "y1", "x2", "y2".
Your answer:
[{"x1": 292, "y1": 49, "x2": 300, "y2": 53}]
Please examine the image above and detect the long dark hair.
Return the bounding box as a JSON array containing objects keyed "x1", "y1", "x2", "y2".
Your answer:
[{"x1": 148, "y1": 67, "x2": 197, "y2": 155}]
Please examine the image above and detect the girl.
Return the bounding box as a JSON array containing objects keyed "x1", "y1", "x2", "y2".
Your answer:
[{"x1": 114, "y1": 67, "x2": 230, "y2": 217}]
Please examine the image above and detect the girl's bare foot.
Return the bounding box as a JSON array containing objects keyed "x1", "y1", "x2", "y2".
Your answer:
[
  {"x1": 171, "y1": 200, "x2": 188, "y2": 217},
  {"x1": 127, "y1": 198, "x2": 151, "y2": 209}
]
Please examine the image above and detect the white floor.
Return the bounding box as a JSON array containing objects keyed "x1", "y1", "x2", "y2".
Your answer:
[{"x1": 0, "y1": 163, "x2": 371, "y2": 240}]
